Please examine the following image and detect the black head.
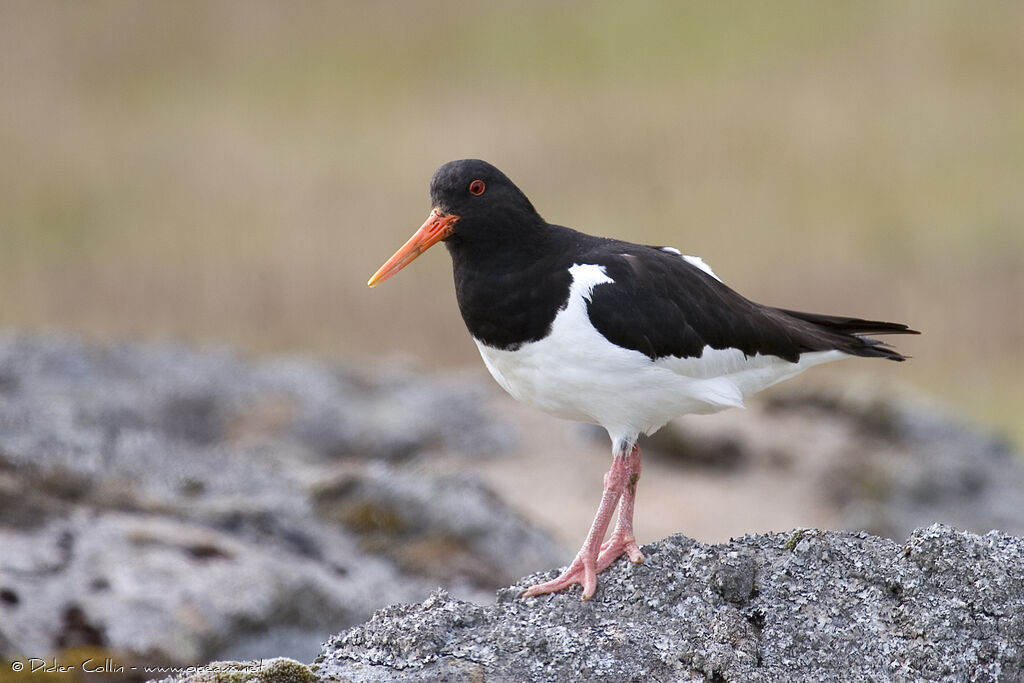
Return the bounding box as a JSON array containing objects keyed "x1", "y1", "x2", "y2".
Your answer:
[
  {"x1": 428, "y1": 159, "x2": 540, "y2": 227},
  {"x1": 367, "y1": 159, "x2": 545, "y2": 287}
]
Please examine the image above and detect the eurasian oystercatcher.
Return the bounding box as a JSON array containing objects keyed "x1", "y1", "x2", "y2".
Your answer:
[{"x1": 368, "y1": 159, "x2": 917, "y2": 600}]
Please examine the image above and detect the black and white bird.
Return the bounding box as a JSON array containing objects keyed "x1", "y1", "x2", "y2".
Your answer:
[{"x1": 368, "y1": 159, "x2": 917, "y2": 600}]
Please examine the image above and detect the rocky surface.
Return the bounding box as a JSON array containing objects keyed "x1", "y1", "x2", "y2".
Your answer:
[
  {"x1": 2, "y1": 332, "x2": 1024, "y2": 678},
  {"x1": 155, "y1": 525, "x2": 1024, "y2": 683},
  {"x1": 318, "y1": 525, "x2": 1024, "y2": 682},
  {"x1": 0, "y1": 332, "x2": 563, "y2": 665}
]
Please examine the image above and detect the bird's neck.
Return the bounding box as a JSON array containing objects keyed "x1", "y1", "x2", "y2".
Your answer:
[{"x1": 446, "y1": 222, "x2": 576, "y2": 350}]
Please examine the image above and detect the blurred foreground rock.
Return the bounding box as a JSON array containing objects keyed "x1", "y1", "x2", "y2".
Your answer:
[
  {"x1": 763, "y1": 387, "x2": 1024, "y2": 539},
  {"x1": 0, "y1": 332, "x2": 563, "y2": 665},
  {"x1": 642, "y1": 384, "x2": 1024, "y2": 540},
  {"x1": 166, "y1": 525, "x2": 1024, "y2": 682}
]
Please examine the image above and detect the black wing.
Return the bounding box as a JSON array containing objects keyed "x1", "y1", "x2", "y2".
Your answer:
[{"x1": 586, "y1": 245, "x2": 917, "y2": 362}]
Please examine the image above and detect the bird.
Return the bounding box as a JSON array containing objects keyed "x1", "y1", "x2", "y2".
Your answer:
[{"x1": 367, "y1": 159, "x2": 918, "y2": 600}]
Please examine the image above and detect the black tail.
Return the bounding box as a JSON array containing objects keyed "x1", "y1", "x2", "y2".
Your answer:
[{"x1": 776, "y1": 308, "x2": 920, "y2": 361}]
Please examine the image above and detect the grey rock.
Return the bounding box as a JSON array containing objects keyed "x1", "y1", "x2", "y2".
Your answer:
[
  {"x1": 312, "y1": 465, "x2": 568, "y2": 587},
  {"x1": 318, "y1": 525, "x2": 1024, "y2": 683},
  {"x1": 5, "y1": 332, "x2": 1024, "y2": 679},
  {"x1": 0, "y1": 332, "x2": 559, "y2": 665},
  {"x1": 1, "y1": 510, "x2": 401, "y2": 663}
]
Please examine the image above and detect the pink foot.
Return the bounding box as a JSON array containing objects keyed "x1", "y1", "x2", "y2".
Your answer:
[
  {"x1": 520, "y1": 531, "x2": 644, "y2": 600},
  {"x1": 521, "y1": 551, "x2": 599, "y2": 599},
  {"x1": 521, "y1": 444, "x2": 644, "y2": 601}
]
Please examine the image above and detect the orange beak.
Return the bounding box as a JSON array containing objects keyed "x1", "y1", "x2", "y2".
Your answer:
[{"x1": 367, "y1": 208, "x2": 460, "y2": 287}]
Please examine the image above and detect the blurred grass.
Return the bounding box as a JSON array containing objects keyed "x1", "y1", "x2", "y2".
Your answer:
[{"x1": 1, "y1": 1, "x2": 1021, "y2": 446}]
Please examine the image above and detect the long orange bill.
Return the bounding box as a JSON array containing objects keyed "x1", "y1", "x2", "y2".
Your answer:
[{"x1": 367, "y1": 208, "x2": 460, "y2": 287}]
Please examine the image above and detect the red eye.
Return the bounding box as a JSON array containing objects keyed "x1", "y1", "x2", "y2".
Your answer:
[{"x1": 468, "y1": 179, "x2": 486, "y2": 196}]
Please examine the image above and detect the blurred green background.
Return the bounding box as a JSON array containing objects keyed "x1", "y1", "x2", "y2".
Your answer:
[{"x1": 1, "y1": 1, "x2": 1021, "y2": 445}]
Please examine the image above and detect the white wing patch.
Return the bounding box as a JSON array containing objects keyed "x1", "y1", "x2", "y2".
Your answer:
[
  {"x1": 660, "y1": 246, "x2": 722, "y2": 282},
  {"x1": 682, "y1": 255, "x2": 721, "y2": 282},
  {"x1": 565, "y1": 263, "x2": 614, "y2": 302}
]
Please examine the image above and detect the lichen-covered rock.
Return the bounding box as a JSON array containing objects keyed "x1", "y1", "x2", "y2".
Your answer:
[
  {"x1": 4, "y1": 333, "x2": 1024, "y2": 679},
  {"x1": 149, "y1": 657, "x2": 317, "y2": 683},
  {"x1": 319, "y1": 525, "x2": 1024, "y2": 683}
]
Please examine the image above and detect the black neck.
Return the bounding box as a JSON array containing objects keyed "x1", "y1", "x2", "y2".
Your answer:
[{"x1": 446, "y1": 222, "x2": 583, "y2": 350}]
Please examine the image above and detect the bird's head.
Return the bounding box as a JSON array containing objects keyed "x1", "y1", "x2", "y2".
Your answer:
[{"x1": 367, "y1": 159, "x2": 540, "y2": 287}]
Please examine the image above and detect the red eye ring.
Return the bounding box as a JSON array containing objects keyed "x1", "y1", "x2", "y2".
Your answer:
[{"x1": 468, "y1": 179, "x2": 486, "y2": 196}]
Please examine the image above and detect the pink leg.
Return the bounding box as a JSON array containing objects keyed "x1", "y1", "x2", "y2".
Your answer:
[
  {"x1": 597, "y1": 445, "x2": 644, "y2": 569},
  {"x1": 521, "y1": 445, "x2": 644, "y2": 600}
]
